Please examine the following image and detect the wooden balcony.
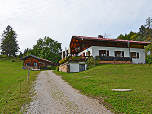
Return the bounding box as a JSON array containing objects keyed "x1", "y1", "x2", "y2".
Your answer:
[{"x1": 95, "y1": 56, "x2": 132, "y2": 64}]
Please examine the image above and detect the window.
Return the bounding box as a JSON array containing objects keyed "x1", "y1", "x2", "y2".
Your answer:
[
  {"x1": 79, "y1": 64, "x2": 85, "y2": 72},
  {"x1": 130, "y1": 52, "x2": 139, "y2": 58},
  {"x1": 33, "y1": 63, "x2": 37, "y2": 66},
  {"x1": 99, "y1": 50, "x2": 109, "y2": 56},
  {"x1": 88, "y1": 51, "x2": 90, "y2": 56},
  {"x1": 26, "y1": 63, "x2": 30, "y2": 66},
  {"x1": 115, "y1": 51, "x2": 124, "y2": 57},
  {"x1": 122, "y1": 51, "x2": 124, "y2": 57},
  {"x1": 82, "y1": 52, "x2": 85, "y2": 56},
  {"x1": 86, "y1": 51, "x2": 90, "y2": 56}
]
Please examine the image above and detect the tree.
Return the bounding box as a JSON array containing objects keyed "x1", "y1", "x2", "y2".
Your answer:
[
  {"x1": 117, "y1": 17, "x2": 152, "y2": 42},
  {"x1": 139, "y1": 25, "x2": 145, "y2": 35},
  {"x1": 1, "y1": 25, "x2": 20, "y2": 56},
  {"x1": 145, "y1": 17, "x2": 152, "y2": 35},
  {"x1": 18, "y1": 51, "x2": 23, "y2": 58},
  {"x1": 30, "y1": 36, "x2": 62, "y2": 63},
  {"x1": 130, "y1": 33, "x2": 138, "y2": 41},
  {"x1": 117, "y1": 34, "x2": 125, "y2": 40},
  {"x1": 144, "y1": 17, "x2": 152, "y2": 41},
  {"x1": 145, "y1": 44, "x2": 152, "y2": 64}
]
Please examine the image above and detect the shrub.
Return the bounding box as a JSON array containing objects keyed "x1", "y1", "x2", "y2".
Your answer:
[
  {"x1": 71, "y1": 56, "x2": 77, "y2": 61},
  {"x1": 47, "y1": 65, "x2": 51, "y2": 70},
  {"x1": 59, "y1": 56, "x2": 89, "y2": 64},
  {"x1": 41, "y1": 66, "x2": 44, "y2": 69},
  {"x1": 51, "y1": 66, "x2": 56, "y2": 70},
  {"x1": 0, "y1": 55, "x2": 8, "y2": 59},
  {"x1": 59, "y1": 56, "x2": 70, "y2": 64},
  {"x1": 56, "y1": 66, "x2": 59, "y2": 71},
  {"x1": 146, "y1": 54, "x2": 152, "y2": 64},
  {"x1": 12, "y1": 59, "x2": 15, "y2": 62},
  {"x1": 86, "y1": 56, "x2": 99, "y2": 70}
]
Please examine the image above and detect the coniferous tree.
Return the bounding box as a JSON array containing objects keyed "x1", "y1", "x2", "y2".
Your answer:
[
  {"x1": 145, "y1": 17, "x2": 152, "y2": 35},
  {"x1": 117, "y1": 17, "x2": 152, "y2": 42},
  {"x1": 1, "y1": 25, "x2": 20, "y2": 56}
]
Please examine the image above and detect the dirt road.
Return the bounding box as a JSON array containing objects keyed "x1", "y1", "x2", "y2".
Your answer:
[{"x1": 25, "y1": 70, "x2": 113, "y2": 114}]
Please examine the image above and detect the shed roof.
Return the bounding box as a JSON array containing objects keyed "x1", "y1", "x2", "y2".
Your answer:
[{"x1": 21, "y1": 54, "x2": 52, "y2": 62}]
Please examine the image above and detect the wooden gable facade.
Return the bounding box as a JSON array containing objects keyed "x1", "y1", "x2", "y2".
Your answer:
[{"x1": 22, "y1": 55, "x2": 52, "y2": 69}]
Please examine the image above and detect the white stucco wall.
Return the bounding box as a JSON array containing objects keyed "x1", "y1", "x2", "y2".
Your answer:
[
  {"x1": 69, "y1": 62, "x2": 87, "y2": 72},
  {"x1": 78, "y1": 46, "x2": 146, "y2": 64},
  {"x1": 130, "y1": 48, "x2": 145, "y2": 64},
  {"x1": 78, "y1": 47, "x2": 92, "y2": 56},
  {"x1": 91, "y1": 46, "x2": 130, "y2": 57}
]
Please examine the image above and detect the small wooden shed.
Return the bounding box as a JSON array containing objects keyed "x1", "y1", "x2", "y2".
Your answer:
[{"x1": 22, "y1": 55, "x2": 52, "y2": 69}]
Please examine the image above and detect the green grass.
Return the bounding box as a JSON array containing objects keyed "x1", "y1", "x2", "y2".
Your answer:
[
  {"x1": 0, "y1": 58, "x2": 40, "y2": 113},
  {"x1": 53, "y1": 64, "x2": 152, "y2": 113}
]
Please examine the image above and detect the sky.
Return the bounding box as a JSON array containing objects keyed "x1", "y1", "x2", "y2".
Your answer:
[{"x1": 0, "y1": 0, "x2": 152, "y2": 53}]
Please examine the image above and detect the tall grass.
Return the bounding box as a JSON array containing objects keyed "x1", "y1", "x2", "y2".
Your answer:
[
  {"x1": 0, "y1": 59, "x2": 40, "y2": 113},
  {"x1": 53, "y1": 64, "x2": 152, "y2": 113}
]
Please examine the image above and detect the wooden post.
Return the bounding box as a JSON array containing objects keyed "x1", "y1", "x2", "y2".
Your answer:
[
  {"x1": 6, "y1": 90, "x2": 9, "y2": 103},
  {"x1": 27, "y1": 67, "x2": 30, "y2": 83},
  {"x1": 20, "y1": 80, "x2": 21, "y2": 91}
]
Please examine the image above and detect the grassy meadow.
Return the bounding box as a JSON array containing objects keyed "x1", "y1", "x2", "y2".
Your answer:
[
  {"x1": 53, "y1": 64, "x2": 152, "y2": 114},
  {"x1": 0, "y1": 57, "x2": 40, "y2": 113}
]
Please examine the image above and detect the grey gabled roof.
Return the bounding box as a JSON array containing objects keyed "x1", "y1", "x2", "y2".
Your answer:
[
  {"x1": 21, "y1": 54, "x2": 41, "y2": 60},
  {"x1": 21, "y1": 54, "x2": 52, "y2": 62}
]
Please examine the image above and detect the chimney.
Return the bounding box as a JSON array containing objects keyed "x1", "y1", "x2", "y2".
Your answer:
[{"x1": 98, "y1": 35, "x2": 103, "y2": 38}]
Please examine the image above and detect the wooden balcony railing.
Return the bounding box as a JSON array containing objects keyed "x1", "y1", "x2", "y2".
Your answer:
[{"x1": 95, "y1": 56, "x2": 132, "y2": 61}]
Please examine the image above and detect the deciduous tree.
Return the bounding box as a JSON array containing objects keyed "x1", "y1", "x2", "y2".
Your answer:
[{"x1": 28, "y1": 36, "x2": 62, "y2": 63}]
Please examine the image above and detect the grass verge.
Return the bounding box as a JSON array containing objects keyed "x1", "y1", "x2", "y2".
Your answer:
[
  {"x1": 53, "y1": 64, "x2": 152, "y2": 113},
  {"x1": 0, "y1": 59, "x2": 40, "y2": 113}
]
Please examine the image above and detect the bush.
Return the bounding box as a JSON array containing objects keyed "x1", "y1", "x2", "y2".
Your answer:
[
  {"x1": 51, "y1": 66, "x2": 56, "y2": 70},
  {"x1": 12, "y1": 59, "x2": 15, "y2": 62},
  {"x1": 86, "y1": 56, "x2": 99, "y2": 70},
  {"x1": 41, "y1": 66, "x2": 44, "y2": 69},
  {"x1": 56, "y1": 66, "x2": 59, "y2": 71},
  {"x1": 59, "y1": 57, "x2": 69, "y2": 64},
  {"x1": 146, "y1": 54, "x2": 152, "y2": 64},
  {"x1": 0, "y1": 55, "x2": 8, "y2": 59},
  {"x1": 47, "y1": 65, "x2": 51, "y2": 70}
]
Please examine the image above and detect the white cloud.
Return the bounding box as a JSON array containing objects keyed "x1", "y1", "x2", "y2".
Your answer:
[{"x1": 0, "y1": 0, "x2": 152, "y2": 52}]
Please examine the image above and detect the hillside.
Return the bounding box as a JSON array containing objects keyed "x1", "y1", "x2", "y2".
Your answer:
[
  {"x1": 54, "y1": 64, "x2": 152, "y2": 113},
  {"x1": 0, "y1": 57, "x2": 40, "y2": 113}
]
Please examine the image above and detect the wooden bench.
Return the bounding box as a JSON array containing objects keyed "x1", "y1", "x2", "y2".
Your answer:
[{"x1": 32, "y1": 69, "x2": 40, "y2": 71}]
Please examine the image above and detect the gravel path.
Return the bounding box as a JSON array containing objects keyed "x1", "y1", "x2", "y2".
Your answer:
[{"x1": 25, "y1": 70, "x2": 113, "y2": 114}]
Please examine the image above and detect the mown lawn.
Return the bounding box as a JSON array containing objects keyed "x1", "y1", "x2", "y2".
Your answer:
[
  {"x1": 0, "y1": 59, "x2": 40, "y2": 113},
  {"x1": 53, "y1": 64, "x2": 152, "y2": 114}
]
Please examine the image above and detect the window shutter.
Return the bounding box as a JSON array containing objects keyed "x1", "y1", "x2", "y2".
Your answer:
[
  {"x1": 107, "y1": 50, "x2": 109, "y2": 56},
  {"x1": 83, "y1": 52, "x2": 85, "y2": 56},
  {"x1": 88, "y1": 51, "x2": 90, "y2": 56},
  {"x1": 137, "y1": 53, "x2": 139, "y2": 58},
  {"x1": 130, "y1": 52, "x2": 132, "y2": 58},
  {"x1": 122, "y1": 51, "x2": 124, "y2": 57},
  {"x1": 115, "y1": 51, "x2": 117, "y2": 57},
  {"x1": 99, "y1": 50, "x2": 101, "y2": 56}
]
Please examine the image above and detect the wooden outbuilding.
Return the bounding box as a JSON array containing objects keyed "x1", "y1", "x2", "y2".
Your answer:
[{"x1": 22, "y1": 55, "x2": 52, "y2": 69}]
